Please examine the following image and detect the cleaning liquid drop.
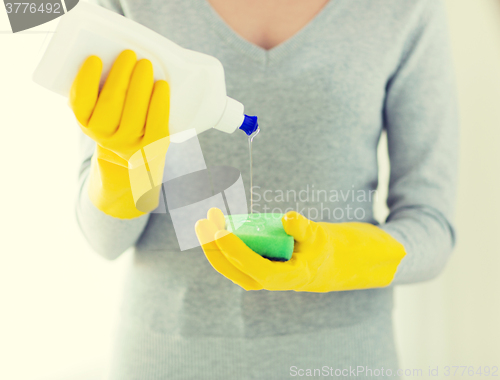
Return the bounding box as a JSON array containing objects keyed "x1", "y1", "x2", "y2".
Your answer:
[
  {"x1": 240, "y1": 126, "x2": 264, "y2": 234},
  {"x1": 248, "y1": 127, "x2": 260, "y2": 214},
  {"x1": 238, "y1": 115, "x2": 260, "y2": 215}
]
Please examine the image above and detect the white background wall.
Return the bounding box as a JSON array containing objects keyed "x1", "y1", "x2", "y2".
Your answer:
[{"x1": 1, "y1": 1, "x2": 499, "y2": 379}]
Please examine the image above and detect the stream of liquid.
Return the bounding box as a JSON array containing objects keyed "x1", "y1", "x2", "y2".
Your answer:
[{"x1": 248, "y1": 127, "x2": 260, "y2": 214}]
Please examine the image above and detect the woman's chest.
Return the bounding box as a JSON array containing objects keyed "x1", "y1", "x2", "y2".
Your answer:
[{"x1": 123, "y1": 0, "x2": 406, "y2": 161}]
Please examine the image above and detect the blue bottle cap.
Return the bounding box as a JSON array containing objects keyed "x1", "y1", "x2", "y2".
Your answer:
[{"x1": 239, "y1": 115, "x2": 259, "y2": 136}]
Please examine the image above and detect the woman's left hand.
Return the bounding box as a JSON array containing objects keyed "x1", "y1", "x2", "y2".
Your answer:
[{"x1": 195, "y1": 208, "x2": 406, "y2": 292}]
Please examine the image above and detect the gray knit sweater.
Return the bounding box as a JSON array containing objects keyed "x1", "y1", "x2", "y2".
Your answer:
[{"x1": 76, "y1": 0, "x2": 458, "y2": 378}]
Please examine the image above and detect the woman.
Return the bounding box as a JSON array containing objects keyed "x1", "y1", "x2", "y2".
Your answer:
[{"x1": 74, "y1": 0, "x2": 458, "y2": 378}]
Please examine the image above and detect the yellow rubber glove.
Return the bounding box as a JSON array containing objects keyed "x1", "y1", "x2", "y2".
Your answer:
[
  {"x1": 70, "y1": 50, "x2": 170, "y2": 219},
  {"x1": 195, "y1": 208, "x2": 406, "y2": 292}
]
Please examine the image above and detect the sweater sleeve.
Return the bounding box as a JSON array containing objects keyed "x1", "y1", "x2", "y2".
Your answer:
[
  {"x1": 75, "y1": 132, "x2": 151, "y2": 260},
  {"x1": 380, "y1": 0, "x2": 459, "y2": 285}
]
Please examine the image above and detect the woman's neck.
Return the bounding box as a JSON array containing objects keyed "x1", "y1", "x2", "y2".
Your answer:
[{"x1": 206, "y1": 0, "x2": 330, "y2": 50}]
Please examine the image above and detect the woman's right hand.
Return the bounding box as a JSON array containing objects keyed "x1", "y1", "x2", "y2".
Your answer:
[
  {"x1": 70, "y1": 50, "x2": 171, "y2": 219},
  {"x1": 70, "y1": 49, "x2": 170, "y2": 165}
]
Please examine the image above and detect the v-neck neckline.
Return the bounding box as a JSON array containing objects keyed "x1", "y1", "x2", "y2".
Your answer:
[{"x1": 198, "y1": 0, "x2": 335, "y2": 66}]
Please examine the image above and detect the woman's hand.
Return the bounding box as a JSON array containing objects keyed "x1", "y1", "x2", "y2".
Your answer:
[
  {"x1": 195, "y1": 208, "x2": 406, "y2": 292},
  {"x1": 70, "y1": 50, "x2": 170, "y2": 219}
]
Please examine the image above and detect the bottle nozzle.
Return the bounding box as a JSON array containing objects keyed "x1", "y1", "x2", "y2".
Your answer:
[{"x1": 239, "y1": 115, "x2": 259, "y2": 136}]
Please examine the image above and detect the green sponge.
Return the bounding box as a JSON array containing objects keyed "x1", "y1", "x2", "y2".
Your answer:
[{"x1": 225, "y1": 213, "x2": 294, "y2": 261}]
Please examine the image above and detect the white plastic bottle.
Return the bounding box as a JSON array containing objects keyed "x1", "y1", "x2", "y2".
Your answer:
[{"x1": 32, "y1": 1, "x2": 258, "y2": 142}]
